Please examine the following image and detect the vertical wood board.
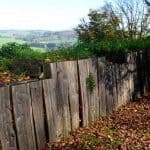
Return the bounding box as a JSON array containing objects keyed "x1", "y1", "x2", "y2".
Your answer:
[
  {"x1": 12, "y1": 84, "x2": 36, "y2": 150},
  {"x1": 78, "y1": 58, "x2": 99, "y2": 126},
  {"x1": 62, "y1": 61, "x2": 79, "y2": 130},
  {"x1": 29, "y1": 81, "x2": 46, "y2": 150},
  {"x1": 98, "y1": 58, "x2": 107, "y2": 116},
  {"x1": 0, "y1": 86, "x2": 17, "y2": 150}
]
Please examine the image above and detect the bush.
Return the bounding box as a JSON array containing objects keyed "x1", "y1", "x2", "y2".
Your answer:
[
  {"x1": 9, "y1": 59, "x2": 44, "y2": 77},
  {"x1": 0, "y1": 42, "x2": 45, "y2": 60},
  {"x1": 0, "y1": 57, "x2": 12, "y2": 72},
  {"x1": 45, "y1": 43, "x2": 94, "y2": 62},
  {"x1": 0, "y1": 43, "x2": 30, "y2": 58},
  {"x1": 0, "y1": 38, "x2": 149, "y2": 77}
]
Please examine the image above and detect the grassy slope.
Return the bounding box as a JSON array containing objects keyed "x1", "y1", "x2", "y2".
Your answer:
[
  {"x1": 0, "y1": 37, "x2": 26, "y2": 46},
  {"x1": 31, "y1": 47, "x2": 46, "y2": 52}
]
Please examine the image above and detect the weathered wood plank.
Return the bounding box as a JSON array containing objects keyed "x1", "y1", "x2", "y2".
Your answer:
[
  {"x1": 49, "y1": 62, "x2": 57, "y2": 79},
  {"x1": 63, "y1": 61, "x2": 79, "y2": 130},
  {"x1": 29, "y1": 81, "x2": 46, "y2": 150},
  {"x1": 111, "y1": 64, "x2": 118, "y2": 111},
  {"x1": 127, "y1": 53, "x2": 133, "y2": 101},
  {"x1": 78, "y1": 58, "x2": 99, "y2": 126},
  {"x1": 143, "y1": 51, "x2": 149, "y2": 93},
  {"x1": 105, "y1": 65, "x2": 114, "y2": 114},
  {"x1": 119, "y1": 64, "x2": 129, "y2": 106},
  {"x1": 146, "y1": 50, "x2": 150, "y2": 91},
  {"x1": 43, "y1": 79, "x2": 60, "y2": 142},
  {"x1": 0, "y1": 135, "x2": 8, "y2": 150},
  {"x1": 51, "y1": 60, "x2": 79, "y2": 130},
  {"x1": 88, "y1": 58, "x2": 99, "y2": 121},
  {"x1": 0, "y1": 86, "x2": 17, "y2": 150},
  {"x1": 43, "y1": 78, "x2": 71, "y2": 142},
  {"x1": 12, "y1": 84, "x2": 36, "y2": 150},
  {"x1": 56, "y1": 62, "x2": 71, "y2": 136},
  {"x1": 98, "y1": 58, "x2": 107, "y2": 116},
  {"x1": 78, "y1": 59, "x2": 89, "y2": 126},
  {"x1": 43, "y1": 63, "x2": 52, "y2": 79},
  {"x1": 133, "y1": 52, "x2": 140, "y2": 98},
  {"x1": 122, "y1": 64, "x2": 130, "y2": 105},
  {"x1": 114, "y1": 64, "x2": 119, "y2": 109},
  {"x1": 115, "y1": 64, "x2": 122, "y2": 108}
]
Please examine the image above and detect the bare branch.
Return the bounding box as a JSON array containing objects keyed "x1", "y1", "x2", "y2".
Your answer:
[{"x1": 145, "y1": 0, "x2": 150, "y2": 6}]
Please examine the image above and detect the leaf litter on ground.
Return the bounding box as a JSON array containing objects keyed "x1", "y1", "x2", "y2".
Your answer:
[
  {"x1": 0, "y1": 71, "x2": 30, "y2": 84},
  {"x1": 47, "y1": 95, "x2": 150, "y2": 150}
]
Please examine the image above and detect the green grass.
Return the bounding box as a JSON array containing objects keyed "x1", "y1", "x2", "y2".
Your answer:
[
  {"x1": 0, "y1": 37, "x2": 26, "y2": 46},
  {"x1": 31, "y1": 47, "x2": 46, "y2": 52}
]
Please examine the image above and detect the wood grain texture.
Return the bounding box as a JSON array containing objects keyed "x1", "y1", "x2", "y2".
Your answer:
[
  {"x1": 43, "y1": 78, "x2": 71, "y2": 142},
  {"x1": 104, "y1": 65, "x2": 114, "y2": 114},
  {"x1": 0, "y1": 86, "x2": 17, "y2": 150},
  {"x1": 78, "y1": 58, "x2": 99, "y2": 126},
  {"x1": 29, "y1": 81, "x2": 46, "y2": 150},
  {"x1": 98, "y1": 58, "x2": 107, "y2": 116},
  {"x1": 43, "y1": 79, "x2": 59, "y2": 142},
  {"x1": 112, "y1": 65, "x2": 118, "y2": 111},
  {"x1": 115, "y1": 64, "x2": 120, "y2": 109},
  {"x1": 12, "y1": 84, "x2": 36, "y2": 150},
  {"x1": 62, "y1": 61, "x2": 79, "y2": 130},
  {"x1": 127, "y1": 53, "x2": 134, "y2": 101},
  {"x1": 50, "y1": 60, "x2": 79, "y2": 130},
  {"x1": 56, "y1": 62, "x2": 71, "y2": 136}
]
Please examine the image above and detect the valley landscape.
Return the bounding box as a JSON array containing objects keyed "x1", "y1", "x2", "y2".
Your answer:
[{"x1": 0, "y1": 30, "x2": 77, "y2": 51}]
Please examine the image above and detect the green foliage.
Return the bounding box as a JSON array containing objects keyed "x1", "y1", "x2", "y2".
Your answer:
[
  {"x1": 45, "y1": 43, "x2": 94, "y2": 62},
  {"x1": 0, "y1": 37, "x2": 25, "y2": 46},
  {"x1": 76, "y1": 1, "x2": 149, "y2": 44},
  {"x1": 84, "y1": 38, "x2": 150, "y2": 55},
  {"x1": 80, "y1": 133, "x2": 102, "y2": 149},
  {"x1": 0, "y1": 38, "x2": 149, "y2": 76},
  {"x1": 9, "y1": 59, "x2": 43, "y2": 77},
  {"x1": 0, "y1": 42, "x2": 45, "y2": 60},
  {"x1": 0, "y1": 57, "x2": 12, "y2": 71},
  {"x1": 75, "y1": 8, "x2": 121, "y2": 44},
  {"x1": 0, "y1": 42, "x2": 30, "y2": 58},
  {"x1": 86, "y1": 73, "x2": 96, "y2": 93},
  {"x1": 0, "y1": 42, "x2": 45, "y2": 75}
]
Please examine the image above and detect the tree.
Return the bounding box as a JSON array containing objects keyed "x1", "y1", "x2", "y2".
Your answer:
[
  {"x1": 115, "y1": 0, "x2": 150, "y2": 39},
  {"x1": 75, "y1": 0, "x2": 150, "y2": 43},
  {"x1": 75, "y1": 5, "x2": 121, "y2": 43},
  {"x1": 145, "y1": 0, "x2": 150, "y2": 6},
  {"x1": 145, "y1": 0, "x2": 150, "y2": 13}
]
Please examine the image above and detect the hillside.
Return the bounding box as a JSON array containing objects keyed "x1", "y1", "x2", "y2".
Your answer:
[{"x1": 0, "y1": 30, "x2": 77, "y2": 51}]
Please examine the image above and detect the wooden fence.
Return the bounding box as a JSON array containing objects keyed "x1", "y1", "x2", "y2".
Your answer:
[{"x1": 0, "y1": 52, "x2": 149, "y2": 150}]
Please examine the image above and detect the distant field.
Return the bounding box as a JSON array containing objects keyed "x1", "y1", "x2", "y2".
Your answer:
[
  {"x1": 31, "y1": 47, "x2": 46, "y2": 52},
  {"x1": 0, "y1": 37, "x2": 26, "y2": 46},
  {"x1": 40, "y1": 38, "x2": 77, "y2": 44},
  {"x1": 0, "y1": 36, "x2": 77, "y2": 51}
]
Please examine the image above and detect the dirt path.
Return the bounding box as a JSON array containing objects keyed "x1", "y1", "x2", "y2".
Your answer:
[{"x1": 48, "y1": 95, "x2": 150, "y2": 150}]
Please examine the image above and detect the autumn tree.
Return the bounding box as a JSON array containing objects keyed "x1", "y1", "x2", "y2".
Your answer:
[
  {"x1": 75, "y1": 4, "x2": 121, "y2": 43},
  {"x1": 75, "y1": 0, "x2": 150, "y2": 43}
]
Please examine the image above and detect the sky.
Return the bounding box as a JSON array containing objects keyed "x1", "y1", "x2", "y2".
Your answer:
[{"x1": 0, "y1": 0, "x2": 104, "y2": 31}]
